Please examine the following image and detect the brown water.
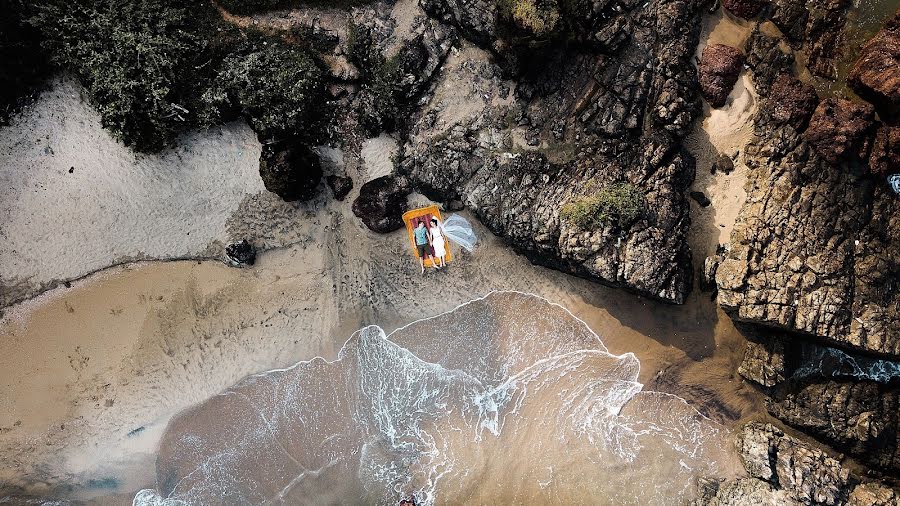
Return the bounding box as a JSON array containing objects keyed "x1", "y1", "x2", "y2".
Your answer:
[
  {"x1": 136, "y1": 292, "x2": 744, "y2": 505},
  {"x1": 803, "y1": 0, "x2": 898, "y2": 99}
]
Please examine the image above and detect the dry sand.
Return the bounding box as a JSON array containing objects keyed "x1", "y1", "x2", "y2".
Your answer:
[{"x1": 0, "y1": 14, "x2": 764, "y2": 503}]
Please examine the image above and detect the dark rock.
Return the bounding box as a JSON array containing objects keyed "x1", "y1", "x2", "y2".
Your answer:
[
  {"x1": 738, "y1": 337, "x2": 787, "y2": 388},
  {"x1": 717, "y1": 90, "x2": 900, "y2": 356},
  {"x1": 804, "y1": 98, "x2": 876, "y2": 165},
  {"x1": 849, "y1": 11, "x2": 900, "y2": 121},
  {"x1": 691, "y1": 191, "x2": 712, "y2": 207},
  {"x1": 770, "y1": 0, "x2": 809, "y2": 43},
  {"x1": 444, "y1": 199, "x2": 465, "y2": 212},
  {"x1": 225, "y1": 239, "x2": 256, "y2": 267},
  {"x1": 351, "y1": 175, "x2": 409, "y2": 233},
  {"x1": 805, "y1": 0, "x2": 853, "y2": 79},
  {"x1": 768, "y1": 380, "x2": 900, "y2": 472},
  {"x1": 870, "y1": 125, "x2": 900, "y2": 178},
  {"x1": 746, "y1": 29, "x2": 795, "y2": 96},
  {"x1": 722, "y1": 0, "x2": 766, "y2": 19},
  {"x1": 711, "y1": 153, "x2": 735, "y2": 174},
  {"x1": 768, "y1": 74, "x2": 819, "y2": 132},
  {"x1": 738, "y1": 422, "x2": 851, "y2": 506},
  {"x1": 259, "y1": 141, "x2": 322, "y2": 202},
  {"x1": 699, "y1": 44, "x2": 745, "y2": 108},
  {"x1": 326, "y1": 175, "x2": 353, "y2": 200}
]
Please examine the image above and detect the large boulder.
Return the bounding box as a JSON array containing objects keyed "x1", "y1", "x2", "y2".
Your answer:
[
  {"x1": 722, "y1": 0, "x2": 766, "y2": 19},
  {"x1": 259, "y1": 141, "x2": 323, "y2": 202},
  {"x1": 351, "y1": 175, "x2": 410, "y2": 233},
  {"x1": 849, "y1": 10, "x2": 900, "y2": 121},
  {"x1": 699, "y1": 44, "x2": 746, "y2": 108},
  {"x1": 767, "y1": 73, "x2": 819, "y2": 132},
  {"x1": 804, "y1": 98, "x2": 876, "y2": 165},
  {"x1": 870, "y1": 125, "x2": 900, "y2": 178},
  {"x1": 738, "y1": 422, "x2": 851, "y2": 506},
  {"x1": 326, "y1": 175, "x2": 353, "y2": 200},
  {"x1": 768, "y1": 380, "x2": 900, "y2": 473},
  {"x1": 745, "y1": 29, "x2": 795, "y2": 96}
]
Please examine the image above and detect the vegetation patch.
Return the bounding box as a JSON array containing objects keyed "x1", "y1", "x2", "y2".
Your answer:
[
  {"x1": 203, "y1": 42, "x2": 327, "y2": 139},
  {"x1": 497, "y1": 0, "x2": 561, "y2": 37},
  {"x1": 1, "y1": 1, "x2": 51, "y2": 124},
  {"x1": 561, "y1": 182, "x2": 644, "y2": 230}
]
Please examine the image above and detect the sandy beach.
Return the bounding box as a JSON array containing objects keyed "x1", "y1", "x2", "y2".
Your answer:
[{"x1": 0, "y1": 10, "x2": 766, "y2": 503}]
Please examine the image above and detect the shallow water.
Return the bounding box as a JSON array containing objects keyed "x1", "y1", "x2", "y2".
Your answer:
[{"x1": 135, "y1": 292, "x2": 743, "y2": 505}]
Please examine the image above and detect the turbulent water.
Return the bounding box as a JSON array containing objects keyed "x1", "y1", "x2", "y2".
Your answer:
[{"x1": 134, "y1": 292, "x2": 741, "y2": 505}]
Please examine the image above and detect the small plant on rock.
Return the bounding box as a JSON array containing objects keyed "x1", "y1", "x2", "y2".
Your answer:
[{"x1": 561, "y1": 182, "x2": 644, "y2": 230}]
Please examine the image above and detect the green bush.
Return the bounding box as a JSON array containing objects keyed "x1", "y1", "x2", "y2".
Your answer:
[
  {"x1": 30, "y1": 0, "x2": 217, "y2": 151},
  {"x1": 207, "y1": 42, "x2": 326, "y2": 138},
  {"x1": 561, "y1": 182, "x2": 644, "y2": 230},
  {"x1": 497, "y1": 0, "x2": 561, "y2": 37},
  {"x1": 217, "y1": 0, "x2": 368, "y2": 15}
]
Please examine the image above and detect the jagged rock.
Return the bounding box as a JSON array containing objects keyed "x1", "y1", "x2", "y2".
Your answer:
[
  {"x1": 768, "y1": 380, "x2": 900, "y2": 472},
  {"x1": 738, "y1": 422, "x2": 851, "y2": 506},
  {"x1": 417, "y1": 0, "x2": 497, "y2": 45},
  {"x1": 768, "y1": 73, "x2": 819, "y2": 132},
  {"x1": 848, "y1": 482, "x2": 900, "y2": 506},
  {"x1": 691, "y1": 190, "x2": 712, "y2": 207},
  {"x1": 804, "y1": 98, "x2": 876, "y2": 165},
  {"x1": 702, "y1": 254, "x2": 721, "y2": 291},
  {"x1": 716, "y1": 113, "x2": 900, "y2": 355},
  {"x1": 870, "y1": 125, "x2": 899, "y2": 178},
  {"x1": 699, "y1": 44, "x2": 745, "y2": 108},
  {"x1": 722, "y1": 0, "x2": 766, "y2": 20},
  {"x1": 770, "y1": 0, "x2": 809, "y2": 43},
  {"x1": 746, "y1": 29, "x2": 795, "y2": 96},
  {"x1": 738, "y1": 337, "x2": 787, "y2": 387},
  {"x1": 225, "y1": 239, "x2": 257, "y2": 267},
  {"x1": 326, "y1": 175, "x2": 353, "y2": 200},
  {"x1": 401, "y1": 0, "x2": 709, "y2": 303},
  {"x1": 805, "y1": 0, "x2": 853, "y2": 79},
  {"x1": 351, "y1": 175, "x2": 410, "y2": 233},
  {"x1": 849, "y1": 10, "x2": 900, "y2": 121},
  {"x1": 259, "y1": 141, "x2": 323, "y2": 202},
  {"x1": 711, "y1": 153, "x2": 735, "y2": 174},
  {"x1": 692, "y1": 478, "x2": 801, "y2": 506}
]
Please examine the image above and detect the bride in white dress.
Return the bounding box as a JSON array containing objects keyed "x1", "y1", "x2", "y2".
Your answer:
[{"x1": 429, "y1": 218, "x2": 448, "y2": 267}]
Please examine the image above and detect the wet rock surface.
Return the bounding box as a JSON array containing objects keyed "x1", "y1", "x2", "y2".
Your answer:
[
  {"x1": 738, "y1": 335, "x2": 787, "y2": 387},
  {"x1": 849, "y1": 10, "x2": 900, "y2": 121},
  {"x1": 224, "y1": 239, "x2": 257, "y2": 267},
  {"x1": 699, "y1": 44, "x2": 746, "y2": 108},
  {"x1": 870, "y1": 125, "x2": 899, "y2": 178}
]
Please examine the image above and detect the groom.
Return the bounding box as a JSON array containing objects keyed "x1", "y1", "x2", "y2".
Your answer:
[{"x1": 413, "y1": 219, "x2": 438, "y2": 274}]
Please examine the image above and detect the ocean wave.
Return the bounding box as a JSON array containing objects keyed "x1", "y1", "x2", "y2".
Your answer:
[{"x1": 135, "y1": 291, "x2": 741, "y2": 505}]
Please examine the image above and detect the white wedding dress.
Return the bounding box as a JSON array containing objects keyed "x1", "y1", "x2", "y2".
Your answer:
[{"x1": 430, "y1": 225, "x2": 446, "y2": 257}]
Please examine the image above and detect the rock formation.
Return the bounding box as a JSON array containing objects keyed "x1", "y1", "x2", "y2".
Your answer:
[
  {"x1": 849, "y1": 10, "x2": 900, "y2": 121},
  {"x1": 326, "y1": 174, "x2": 354, "y2": 200},
  {"x1": 399, "y1": 0, "x2": 711, "y2": 303},
  {"x1": 804, "y1": 98, "x2": 876, "y2": 165},
  {"x1": 351, "y1": 175, "x2": 410, "y2": 233},
  {"x1": 870, "y1": 126, "x2": 899, "y2": 178},
  {"x1": 721, "y1": 0, "x2": 766, "y2": 20},
  {"x1": 768, "y1": 73, "x2": 819, "y2": 132},
  {"x1": 259, "y1": 141, "x2": 323, "y2": 202},
  {"x1": 699, "y1": 44, "x2": 746, "y2": 108}
]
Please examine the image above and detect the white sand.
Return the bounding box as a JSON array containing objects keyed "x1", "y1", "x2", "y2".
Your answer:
[
  {"x1": 0, "y1": 78, "x2": 335, "y2": 308},
  {"x1": 360, "y1": 133, "x2": 399, "y2": 182}
]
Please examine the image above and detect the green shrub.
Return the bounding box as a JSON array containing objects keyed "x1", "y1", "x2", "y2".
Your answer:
[
  {"x1": 30, "y1": 0, "x2": 211, "y2": 151},
  {"x1": 207, "y1": 42, "x2": 326, "y2": 138},
  {"x1": 561, "y1": 182, "x2": 644, "y2": 230},
  {"x1": 217, "y1": 0, "x2": 368, "y2": 15},
  {"x1": 497, "y1": 0, "x2": 561, "y2": 37}
]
